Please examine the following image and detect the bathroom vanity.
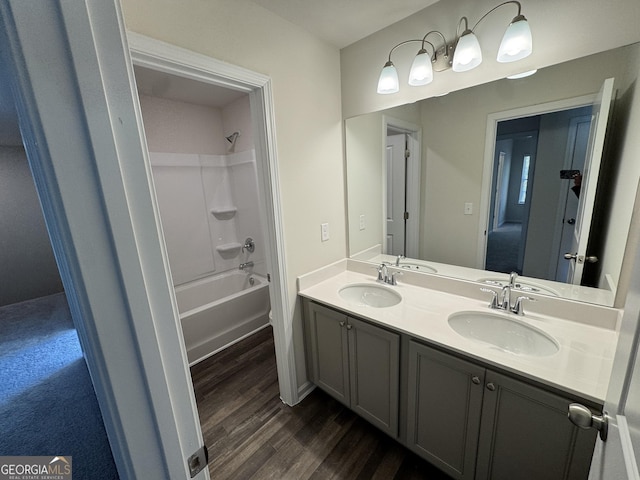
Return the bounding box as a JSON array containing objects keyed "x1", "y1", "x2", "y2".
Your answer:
[{"x1": 298, "y1": 260, "x2": 620, "y2": 480}]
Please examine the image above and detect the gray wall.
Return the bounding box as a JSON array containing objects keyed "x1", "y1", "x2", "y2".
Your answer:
[{"x1": 0, "y1": 146, "x2": 63, "y2": 306}]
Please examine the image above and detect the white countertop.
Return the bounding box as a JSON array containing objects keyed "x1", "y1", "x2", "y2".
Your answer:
[
  {"x1": 298, "y1": 262, "x2": 620, "y2": 404},
  {"x1": 352, "y1": 248, "x2": 615, "y2": 306}
]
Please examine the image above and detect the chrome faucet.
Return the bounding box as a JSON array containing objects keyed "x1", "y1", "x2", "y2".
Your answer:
[
  {"x1": 239, "y1": 261, "x2": 254, "y2": 270},
  {"x1": 481, "y1": 285, "x2": 535, "y2": 315},
  {"x1": 395, "y1": 255, "x2": 405, "y2": 266},
  {"x1": 509, "y1": 271, "x2": 518, "y2": 288},
  {"x1": 376, "y1": 263, "x2": 401, "y2": 285},
  {"x1": 501, "y1": 284, "x2": 513, "y2": 311}
]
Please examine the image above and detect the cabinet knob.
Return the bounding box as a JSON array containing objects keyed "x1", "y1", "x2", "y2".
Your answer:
[
  {"x1": 472, "y1": 376, "x2": 481, "y2": 385},
  {"x1": 486, "y1": 382, "x2": 496, "y2": 391},
  {"x1": 346, "y1": 324, "x2": 353, "y2": 330},
  {"x1": 339, "y1": 321, "x2": 345, "y2": 327}
]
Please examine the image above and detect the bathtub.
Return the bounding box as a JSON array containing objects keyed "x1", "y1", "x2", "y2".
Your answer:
[{"x1": 175, "y1": 270, "x2": 271, "y2": 365}]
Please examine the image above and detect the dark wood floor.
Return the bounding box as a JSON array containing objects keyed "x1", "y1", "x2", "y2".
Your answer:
[{"x1": 190, "y1": 327, "x2": 453, "y2": 480}]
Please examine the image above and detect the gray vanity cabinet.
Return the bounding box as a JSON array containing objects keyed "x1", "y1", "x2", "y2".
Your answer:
[
  {"x1": 304, "y1": 301, "x2": 400, "y2": 437},
  {"x1": 475, "y1": 370, "x2": 596, "y2": 480},
  {"x1": 407, "y1": 340, "x2": 597, "y2": 480},
  {"x1": 406, "y1": 340, "x2": 485, "y2": 480}
]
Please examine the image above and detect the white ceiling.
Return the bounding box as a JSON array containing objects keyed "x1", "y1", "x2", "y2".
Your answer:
[
  {"x1": 250, "y1": 0, "x2": 441, "y2": 48},
  {"x1": 134, "y1": 66, "x2": 246, "y2": 108}
]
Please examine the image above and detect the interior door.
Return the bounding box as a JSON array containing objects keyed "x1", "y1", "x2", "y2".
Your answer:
[
  {"x1": 566, "y1": 78, "x2": 615, "y2": 284},
  {"x1": 386, "y1": 134, "x2": 406, "y2": 255},
  {"x1": 555, "y1": 116, "x2": 592, "y2": 282},
  {"x1": 587, "y1": 258, "x2": 640, "y2": 479}
]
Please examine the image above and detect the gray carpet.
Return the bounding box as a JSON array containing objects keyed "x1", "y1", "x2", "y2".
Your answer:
[
  {"x1": 0, "y1": 292, "x2": 119, "y2": 479},
  {"x1": 485, "y1": 222, "x2": 522, "y2": 274}
]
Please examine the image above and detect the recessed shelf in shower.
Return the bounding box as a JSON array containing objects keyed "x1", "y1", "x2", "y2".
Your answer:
[
  {"x1": 210, "y1": 206, "x2": 237, "y2": 220},
  {"x1": 216, "y1": 242, "x2": 243, "y2": 257}
]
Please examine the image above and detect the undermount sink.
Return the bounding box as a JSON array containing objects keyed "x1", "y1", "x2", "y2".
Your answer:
[
  {"x1": 399, "y1": 262, "x2": 437, "y2": 273},
  {"x1": 477, "y1": 277, "x2": 559, "y2": 297},
  {"x1": 448, "y1": 311, "x2": 559, "y2": 357},
  {"x1": 339, "y1": 283, "x2": 402, "y2": 308}
]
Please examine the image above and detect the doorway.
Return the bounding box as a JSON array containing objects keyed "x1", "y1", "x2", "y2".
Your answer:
[
  {"x1": 0, "y1": 107, "x2": 118, "y2": 477},
  {"x1": 383, "y1": 116, "x2": 421, "y2": 259},
  {"x1": 486, "y1": 128, "x2": 539, "y2": 275},
  {"x1": 128, "y1": 34, "x2": 295, "y2": 403},
  {"x1": 481, "y1": 102, "x2": 595, "y2": 282}
]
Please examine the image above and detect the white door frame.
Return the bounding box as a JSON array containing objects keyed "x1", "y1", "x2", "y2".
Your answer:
[
  {"x1": 382, "y1": 115, "x2": 421, "y2": 259},
  {"x1": 477, "y1": 94, "x2": 597, "y2": 269},
  {"x1": 127, "y1": 33, "x2": 297, "y2": 405}
]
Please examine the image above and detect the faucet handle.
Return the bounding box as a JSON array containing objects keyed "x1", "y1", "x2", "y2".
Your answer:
[
  {"x1": 512, "y1": 295, "x2": 536, "y2": 315},
  {"x1": 373, "y1": 264, "x2": 385, "y2": 282},
  {"x1": 390, "y1": 271, "x2": 403, "y2": 285},
  {"x1": 480, "y1": 288, "x2": 500, "y2": 309},
  {"x1": 242, "y1": 237, "x2": 255, "y2": 253}
]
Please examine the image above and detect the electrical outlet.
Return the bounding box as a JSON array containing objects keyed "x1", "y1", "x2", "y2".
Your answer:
[
  {"x1": 464, "y1": 202, "x2": 473, "y2": 215},
  {"x1": 359, "y1": 214, "x2": 366, "y2": 230},
  {"x1": 321, "y1": 223, "x2": 330, "y2": 241}
]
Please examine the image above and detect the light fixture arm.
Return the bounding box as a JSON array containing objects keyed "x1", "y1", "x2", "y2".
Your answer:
[
  {"x1": 386, "y1": 39, "x2": 436, "y2": 63},
  {"x1": 421, "y1": 30, "x2": 447, "y2": 51},
  {"x1": 457, "y1": 16, "x2": 471, "y2": 36},
  {"x1": 471, "y1": 0, "x2": 523, "y2": 31}
]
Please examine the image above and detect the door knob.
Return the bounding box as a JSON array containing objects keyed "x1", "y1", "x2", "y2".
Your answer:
[
  {"x1": 568, "y1": 403, "x2": 608, "y2": 441},
  {"x1": 564, "y1": 253, "x2": 599, "y2": 264},
  {"x1": 566, "y1": 218, "x2": 576, "y2": 225}
]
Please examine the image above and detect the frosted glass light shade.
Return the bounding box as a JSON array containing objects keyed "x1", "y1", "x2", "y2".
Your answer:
[
  {"x1": 497, "y1": 17, "x2": 532, "y2": 63},
  {"x1": 452, "y1": 31, "x2": 482, "y2": 72},
  {"x1": 507, "y1": 69, "x2": 537, "y2": 79},
  {"x1": 377, "y1": 61, "x2": 399, "y2": 94},
  {"x1": 408, "y1": 50, "x2": 434, "y2": 86}
]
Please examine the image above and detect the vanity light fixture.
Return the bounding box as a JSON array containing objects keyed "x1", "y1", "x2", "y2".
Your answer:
[
  {"x1": 377, "y1": 1, "x2": 533, "y2": 94},
  {"x1": 507, "y1": 69, "x2": 537, "y2": 79}
]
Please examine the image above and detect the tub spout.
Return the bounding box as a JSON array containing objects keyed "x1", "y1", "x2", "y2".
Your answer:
[{"x1": 239, "y1": 261, "x2": 254, "y2": 270}]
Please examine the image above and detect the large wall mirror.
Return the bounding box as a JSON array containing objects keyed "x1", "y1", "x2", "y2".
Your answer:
[{"x1": 346, "y1": 42, "x2": 640, "y2": 307}]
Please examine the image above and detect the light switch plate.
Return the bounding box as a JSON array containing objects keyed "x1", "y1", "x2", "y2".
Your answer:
[
  {"x1": 359, "y1": 214, "x2": 366, "y2": 230},
  {"x1": 321, "y1": 223, "x2": 330, "y2": 241},
  {"x1": 464, "y1": 202, "x2": 473, "y2": 215}
]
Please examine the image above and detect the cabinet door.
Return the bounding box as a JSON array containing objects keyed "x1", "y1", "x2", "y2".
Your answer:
[
  {"x1": 476, "y1": 370, "x2": 597, "y2": 480},
  {"x1": 305, "y1": 302, "x2": 350, "y2": 406},
  {"x1": 406, "y1": 341, "x2": 485, "y2": 480},
  {"x1": 348, "y1": 316, "x2": 400, "y2": 437}
]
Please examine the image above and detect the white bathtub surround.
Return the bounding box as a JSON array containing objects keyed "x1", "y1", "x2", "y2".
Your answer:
[
  {"x1": 298, "y1": 259, "x2": 621, "y2": 404},
  {"x1": 176, "y1": 270, "x2": 271, "y2": 365},
  {"x1": 151, "y1": 150, "x2": 266, "y2": 285}
]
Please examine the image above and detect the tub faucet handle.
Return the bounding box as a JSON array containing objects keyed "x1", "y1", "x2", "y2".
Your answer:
[{"x1": 242, "y1": 237, "x2": 255, "y2": 253}]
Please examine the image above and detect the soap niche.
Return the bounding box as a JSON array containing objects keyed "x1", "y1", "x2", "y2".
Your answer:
[
  {"x1": 210, "y1": 206, "x2": 237, "y2": 220},
  {"x1": 216, "y1": 242, "x2": 242, "y2": 259}
]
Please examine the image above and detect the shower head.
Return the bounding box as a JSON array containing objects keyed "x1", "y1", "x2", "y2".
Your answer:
[{"x1": 225, "y1": 131, "x2": 240, "y2": 144}]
